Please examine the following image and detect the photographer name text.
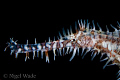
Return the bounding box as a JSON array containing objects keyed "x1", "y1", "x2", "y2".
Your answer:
[{"x1": 3, "y1": 73, "x2": 36, "y2": 79}]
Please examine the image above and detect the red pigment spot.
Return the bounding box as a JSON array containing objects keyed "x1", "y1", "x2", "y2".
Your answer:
[{"x1": 112, "y1": 54, "x2": 115, "y2": 57}]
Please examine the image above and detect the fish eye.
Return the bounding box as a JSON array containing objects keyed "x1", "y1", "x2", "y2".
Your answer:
[
  {"x1": 71, "y1": 39, "x2": 76, "y2": 42},
  {"x1": 73, "y1": 39, "x2": 75, "y2": 41}
]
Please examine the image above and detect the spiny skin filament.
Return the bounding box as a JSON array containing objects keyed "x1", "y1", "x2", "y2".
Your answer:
[{"x1": 4, "y1": 20, "x2": 120, "y2": 79}]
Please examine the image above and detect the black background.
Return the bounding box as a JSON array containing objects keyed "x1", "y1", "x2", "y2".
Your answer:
[{"x1": 0, "y1": 7, "x2": 120, "y2": 80}]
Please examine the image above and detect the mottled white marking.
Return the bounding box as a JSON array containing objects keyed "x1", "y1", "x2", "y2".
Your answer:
[
  {"x1": 102, "y1": 41, "x2": 107, "y2": 48},
  {"x1": 91, "y1": 38, "x2": 97, "y2": 45},
  {"x1": 37, "y1": 44, "x2": 41, "y2": 50},
  {"x1": 52, "y1": 41, "x2": 57, "y2": 49},
  {"x1": 77, "y1": 40, "x2": 81, "y2": 44},
  {"x1": 111, "y1": 43, "x2": 117, "y2": 51},
  {"x1": 76, "y1": 31, "x2": 81, "y2": 39},
  {"x1": 66, "y1": 42, "x2": 72, "y2": 47},
  {"x1": 24, "y1": 45, "x2": 28, "y2": 51},
  {"x1": 108, "y1": 42, "x2": 112, "y2": 51},
  {"x1": 46, "y1": 43, "x2": 51, "y2": 49}
]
